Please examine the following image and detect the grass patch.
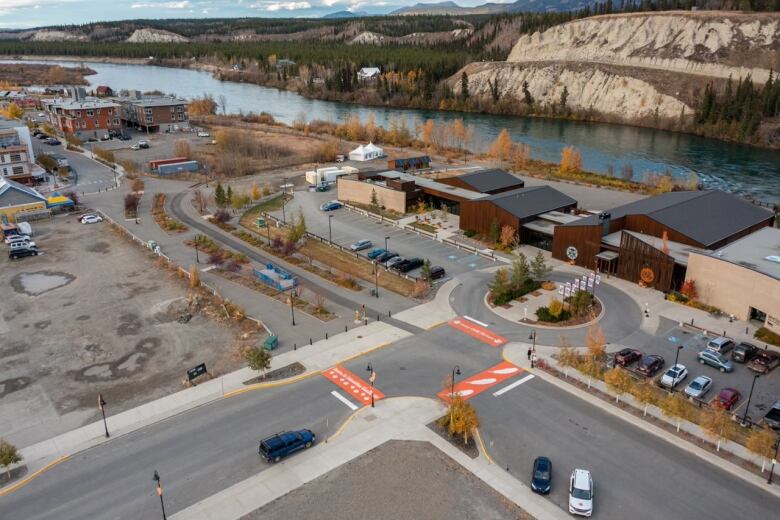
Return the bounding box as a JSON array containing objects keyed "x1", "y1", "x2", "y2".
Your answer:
[
  {"x1": 755, "y1": 327, "x2": 780, "y2": 347},
  {"x1": 152, "y1": 193, "x2": 188, "y2": 233},
  {"x1": 409, "y1": 221, "x2": 438, "y2": 234}
]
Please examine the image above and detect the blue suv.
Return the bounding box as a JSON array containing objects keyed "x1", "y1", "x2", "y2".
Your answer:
[{"x1": 259, "y1": 429, "x2": 315, "y2": 462}]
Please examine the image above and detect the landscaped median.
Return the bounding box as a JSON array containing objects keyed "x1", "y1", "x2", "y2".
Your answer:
[
  {"x1": 237, "y1": 202, "x2": 421, "y2": 298},
  {"x1": 152, "y1": 193, "x2": 188, "y2": 233}
]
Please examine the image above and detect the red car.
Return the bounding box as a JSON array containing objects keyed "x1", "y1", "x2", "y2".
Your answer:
[
  {"x1": 746, "y1": 350, "x2": 780, "y2": 374},
  {"x1": 636, "y1": 355, "x2": 665, "y2": 377},
  {"x1": 614, "y1": 348, "x2": 642, "y2": 367},
  {"x1": 716, "y1": 388, "x2": 741, "y2": 410}
]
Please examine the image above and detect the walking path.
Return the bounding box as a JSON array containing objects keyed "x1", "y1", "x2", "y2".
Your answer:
[
  {"x1": 5, "y1": 322, "x2": 411, "y2": 494},
  {"x1": 171, "y1": 397, "x2": 567, "y2": 520}
]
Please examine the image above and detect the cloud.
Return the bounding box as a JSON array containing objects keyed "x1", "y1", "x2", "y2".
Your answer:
[
  {"x1": 250, "y1": 1, "x2": 311, "y2": 10},
  {"x1": 131, "y1": 1, "x2": 192, "y2": 8},
  {"x1": 0, "y1": 0, "x2": 64, "y2": 15}
]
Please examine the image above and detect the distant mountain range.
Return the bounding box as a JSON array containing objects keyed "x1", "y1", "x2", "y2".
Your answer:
[
  {"x1": 322, "y1": 10, "x2": 369, "y2": 19},
  {"x1": 391, "y1": 0, "x2": 597, "y2": 16}
]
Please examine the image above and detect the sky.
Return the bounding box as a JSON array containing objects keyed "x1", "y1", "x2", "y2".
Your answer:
[{"x1": 0, "y1": 0, "x2": 504, "y2": 28}]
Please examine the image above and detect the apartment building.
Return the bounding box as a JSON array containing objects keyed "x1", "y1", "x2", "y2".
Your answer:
[
  {"x1": 0, "y1": 121, "x2": 42, "y2": 184},
  {"x1": 116, "y1": 92, "x2": 188, "y2": 133},
  {"x1": 44, "y1": 97, "x2": 122, "y2": 140}
]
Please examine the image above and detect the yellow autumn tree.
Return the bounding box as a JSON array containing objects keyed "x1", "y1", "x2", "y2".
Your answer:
[
  {"x1": 511, "y1": 142, "x2": 531, "y2": 170},
  {"x1": 251, "y1": 182, "x2": 261, "y2": 201},
  {"x1": 419, "y1": 119, "x2": 436, "y2": 151},
  {"x1": 2, "y1": 102, "x2": 24, "y2": 120},
  {"x1": 604, "y1": 367, "x2": 634, "y2": 403},
  {"x1": 488, "y1": 129, "x2": 514, "y2": 161},
  {"x1": 560, "y1": 146, "x2": 582, "y2": 174}
]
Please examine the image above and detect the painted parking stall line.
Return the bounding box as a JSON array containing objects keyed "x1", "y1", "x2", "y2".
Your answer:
[
  {"x1": 323, "y1": 366, "x2": 385, "y2": 406},
  {"x1": 492, "y1": 374, "x2": 535, "y2": 396},
  {"x1": 449, "y1": 317, "x2": 507, "y2": 347},
  {"x1": 437, "y1": 361, "x2": 523, "y2": 402}
]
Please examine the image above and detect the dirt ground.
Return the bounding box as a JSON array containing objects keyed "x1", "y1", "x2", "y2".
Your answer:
[
  {"x1": 0, "y1": 216, "x2": 240, "y2": 448},
  {"x1": 244, "y1": 440, "x2": 532, "y2": 520}
]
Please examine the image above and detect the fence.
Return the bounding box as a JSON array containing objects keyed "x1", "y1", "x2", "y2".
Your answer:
[
  {"x1": 96, "y1": 210, "x2": 271, "y2": 336},
  {"x1": 442, "y1": 237, "x2": 499, "y2": 261}
]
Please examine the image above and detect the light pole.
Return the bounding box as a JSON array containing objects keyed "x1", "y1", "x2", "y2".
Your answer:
[
  {"x1": 98, "y1": 394, "x2": 109, "y2": 438},
  {"x1": 769, "y1": 435, "x2": 780, "y2": 485},
  {"x1": 194, "y1": 243, "x2": 200, "y2": 264},
  {"x1": 450, "y1": 365, "x2": 461, "y2": 424},
  {"x1": 671, "y1": 345, "x2": 684, "y2": 392},
  {"x1": 328, "y1": 214, "x2": 334, "y2": 244},
  {"x1": 289, "y1": 288, "x2": 296, "y2": 326},
  {"x1": 153, "y1": 470, "x2": 167, "y2": 520},
  {"x1": 529, "y1": 331, "x2": 537, "y2": 367},
  {"x1": 384, "y1": 236, "x2": 390, "y2": 251},
  {"x1": 281, "y1": 177, "x2": 287, "y2": 224},
  {"x1": 743, "y1": 374, "x2": 760, "y2": 425},
  {"x1": 374, "y1": 262, "x2": 380, "y2": 298},
  {"x1": 366, "y1": 363, "x2": 376, "y2": 408}
]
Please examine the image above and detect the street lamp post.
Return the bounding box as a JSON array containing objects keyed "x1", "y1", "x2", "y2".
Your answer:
[
  {"x1": 450, "y1": 365, "x2": 461, "y2": 424},
  {"x1": 769, "y1": 435, "x2": 780, "y2": 485},
  {"x1": 281, "y1": 177, "x2": 287, "y2": 224},
  {"x1": 374, "y1": 261, "x2": 379, "y2": 298},
  {"x1": 289, "y1": 289, "x2": 296, "y2": 326},
  {"x1": 743, "y1": 374, "x2": 760, "y2": 425},
  {"x1": 384, "y1": 236, "x2": 390, "y2": 251},
  {"x1": 194, "y1": 243, "x2": 199, "y2": 264},
  {"x1": 153, "y1": 471, "x2": 167, "y2": 520},
  {"x1": 328, "y1": 215, "x2": 334, "y2": 244},
  {"x1": 671, "y1": 345, "x2": 684, "y2": 393},
  {"x1": 366, "y1": 363, "x2": 376, "y2": 408},
  {"x1": 98, "y1": 394, "x2": 109, "y2": 438}
]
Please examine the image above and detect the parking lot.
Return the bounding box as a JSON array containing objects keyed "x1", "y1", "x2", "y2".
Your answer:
[
  {"x1": 621, "y1": 318, "x2": 780, "y2": 424},
  {"x1": 276, "y1": 190, "x2": 494, "y2": 279},
  {"x1": 100, "y1": 126, "x2": 209, "y2": 167},
  {"x1": 0, "y1": 216, "x2": 240, "y2": 448}
]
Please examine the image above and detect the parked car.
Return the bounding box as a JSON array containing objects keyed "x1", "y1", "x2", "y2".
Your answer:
[
  {"x1": 747, "y1": 350, "x2": 780, "y2": 374},
  {"x1": 4, "y1": 233, "x2": 25, "y2": 245},
  {"x1": 99, "y1": 134, "x2": 110, "y2": 141},
  {"x1": 732, "y1": 342, "x2": 759, "y2": 363},
  {"x1": 258, "y1": 429, "x2": 315, "y2": 463},
  {"x1": 385, "y1": 256, "x2": 406, "y2": 269},
  {"x1": 764, "y1": 401, "x2": 780, "y2": 430},
  {"x1": 376, "y1": 251, "x2": 398, "y2": 264},
  {"x1": 531, "y1": 456, "x2": 552, "y2": 495},
  {"x1": 429, "y1": 265, "x2": 446, "y2": 280},
  {"x1": 349, "y1": 239, "x2": 372, "y2": 252},
  {"x1": 130, "y1": 143, "x2": 140, "y2": 150},
  {"x1": 44, "y1": 138, "x2": 61, "y2": 145},
  {"x1": 5, "y1": 235, "x2": 30, "y2": 246},
  {"x1": 614, "y1": 348, "x2": 642, "y2": 367},
  {"x1": 706, "y1": 336, "x2": 735, "y2": 354},
  {"x1": 137, "y1": 140, "x2": 150, "y2": 149},
  {"x1": 9, "y1": 243, "x2": 38, "y2": 259},
  {"x1": 80, "y1": 215, "x2": 103, "y2": 225},
  {"x1": 37, "y1": 112, "x2": 45, "y2": 117},
  {"x1": 396, "y1": 257, "x2": 423, "y2": 273},
  {"x1": 568, "y1": 469, "x2": 593, "y2": 517},
  {"x1": 117, "y1": 134, "x2": 131, "y2": 141},
  {"x1": 716, "y1": 388, "x2": 741, "y2": 410},
  {"x1": 36, "y1": 133, "x2": 49, "y2": 140},
  {"x1": 684, "y1": 375, "x2": 713, "y2": 399},
  {"x1": 698, "y1": 349, "x2": 734, "y2": 373},
  {"x1": 367, "y1": 247, "x2": 386, "y2": 260},
  {"x1": 636, "y1": 354, "x2": 665, "y2": 377},
  {"x1": 660, "y1": 364, "x2": 688, "y2": 388},
  {"x1": 197, "y1": 131, "x2": 210, "y2": 137},
  {"x1": 319, "y1": 200, "x2": 343, "y2": 212},
  {"x1": 8, "y1": 237, "x2": 35, "y2": 249}
]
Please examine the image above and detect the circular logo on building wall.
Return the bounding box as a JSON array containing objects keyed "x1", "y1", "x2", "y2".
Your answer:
[
  {"x1": 566, "y1": 246, "x2": 578, "y2": 260},
  {"x1": 640, "y1": 267, "x2": 655, "y2": 284}
]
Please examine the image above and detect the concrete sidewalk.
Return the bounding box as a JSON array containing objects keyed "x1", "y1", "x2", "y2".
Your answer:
[
  {"x1": 10, "y1": 321, "x2": 411, "y2": 485},
  {"x1": 171, "y1": 397, "x2": 567, "y2": 520},
  {"x1": 503, "y1": 342, "x2": 780, "y2": 499},
  {"x1": 393, "y1": 276, "x2": 460, "y2": 330}
]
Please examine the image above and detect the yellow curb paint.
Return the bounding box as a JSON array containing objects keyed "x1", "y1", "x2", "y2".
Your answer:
[
  {"x1": 327, "y1": 406, "x2": 367, "y2": 442},
  {"x1": 223, "y1": 370, "x2": 320, "y2": 399},
  {"x1": 0, "y1": 455, "x2": 70, "y2": 497},
  {"x1": 475, "y1": 428, "x2": 494, "y2": 465},
  {"x1": 425, "y1": 320, "x2": 449, "y2": 330}
]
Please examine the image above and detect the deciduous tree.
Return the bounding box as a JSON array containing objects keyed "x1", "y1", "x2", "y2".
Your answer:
[
  {"x1": 245, "y1": 346, "x2": 272, "y2": 378},
  {"x1": 556, "y1": 338, "x2": 580, "y2": 377},
  {"x1": 701, "y1": 407, "x2": 738, "y2": 451},
  {"x1": 0, "y1": 438, "x2": 22, "y2": 479},
  {"x1": 660, "y1": 393, "x2": 693, "y2": 432},
  {"x1": 500, "y1": 225, "x2": 517, "y2": 249},
  {"x1": 631, "y1": 382, "x2": 658, "y2": 416},
  {"x1": 604, "y1": 367, "x2": 634, "y2": 403},
  {"x1": 746, "y1": 428, "x2": 777, "y2": 472},
  {"x1": 560, "y1": 146, "x2": 582, "y2": 174},
  {"x1": 510, "y1": 253, "x2": 529, "y2": 289}
]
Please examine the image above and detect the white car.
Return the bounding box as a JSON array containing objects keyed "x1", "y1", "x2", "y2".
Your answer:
[
  {"x1": 80, "y1": 215, "x2": 103, "y2": 225},
  {"x1": 38, "y1": 112, "x2": 45, "y2": 117},
  {"x1": 6, "y1": 236, "x2": 35, "y2": 248},
  {"x1": 660, "y1": 364, "x2": 688, "y2": 388},
  {"x1": 197, "y1": 131, "x2": 210, "y2": 137},
  {"x1": 569, "y1": 469, "x2": 593, "y2": 517},
  {"x1": 131, "y1": 144, "x2": 140, "y2": 150}
]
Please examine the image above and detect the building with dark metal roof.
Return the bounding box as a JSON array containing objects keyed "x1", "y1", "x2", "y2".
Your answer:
[
  {"x1": 552, "y1": 190, "x2": 774, "y2": 292},
  {"x1": 438, "y1": 169, "x2": 524, "y2": 194}
]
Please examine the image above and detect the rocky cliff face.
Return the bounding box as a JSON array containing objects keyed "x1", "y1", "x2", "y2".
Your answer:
[
  {"x1": 452, "y1": 11, "x2": 779, "y2": 124},
  {"x1": 126, "y1": 29, "x2": 189, "y2": 44},
  {"x1": 508, "y1": 11, "x2": 779, "y2": 82}
]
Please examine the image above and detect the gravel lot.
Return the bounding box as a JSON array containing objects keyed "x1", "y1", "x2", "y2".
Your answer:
[
  {"x1": 0, "y1": 216, "x2": 238, "y2": 448},
  {"x1": 244, "y1": 440, "x2": 532, "y2": 520}
]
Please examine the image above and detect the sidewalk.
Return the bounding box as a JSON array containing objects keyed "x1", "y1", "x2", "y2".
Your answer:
[
  {"x1": 9, "y1": 321, "x2": 411, "y2": 488},
  {"x1": 503, "y1": 342, "x2": 780, "y2": 498},
  {"x1": 171, "y1": 397, "x2": 567, "y2": 520},
  {"x1": 393, "y1": 276, "x2": 459, "y2": 329}
]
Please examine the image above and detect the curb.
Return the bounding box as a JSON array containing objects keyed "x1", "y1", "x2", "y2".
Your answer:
[{"x1": 0, "y1": 456, "x2": 70, "y2": 497}]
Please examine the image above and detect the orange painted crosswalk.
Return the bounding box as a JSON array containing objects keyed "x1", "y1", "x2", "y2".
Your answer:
[
  {"x1": 437, "y1": 361, "x2": 522, "y2": 402},
  {"x1": 449, "y1": 317, "x2": 507, "y2": 347},
  {"x1": 323, "y1": 366, "x2": 384, "y2": 406}
]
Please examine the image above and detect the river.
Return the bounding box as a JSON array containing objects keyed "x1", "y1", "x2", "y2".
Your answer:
[{"x1": 5, "y1": 59, "x2": 780, "y2": 203}]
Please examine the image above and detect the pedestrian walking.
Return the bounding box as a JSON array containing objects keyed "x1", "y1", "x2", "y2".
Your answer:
[{"x1": 527, "y1": 347, "x2": 532, "y2": 360}]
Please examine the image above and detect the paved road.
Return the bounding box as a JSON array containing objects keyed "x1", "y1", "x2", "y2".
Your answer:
[
  {"x1": 32, "y1": 140, "x2": 117, "y2": 193},
  {"x1": 451, "y1": 269, "x2": 646, "y2": 347},
  {"x1": 169, "y1": 190, "x2": 421, "y2": 331},
  {"x1": 278, "y1": 190, "x2": 493, "y2": 278},
  {"x1": 342, "y1": 325, "x2": 780, "y2": 520},
  {"x1": 0, "y1": 377, "x2": 350, "y2": 520}
]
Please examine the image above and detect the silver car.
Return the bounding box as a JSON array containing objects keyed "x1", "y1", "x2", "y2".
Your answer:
[
  {"x1": 385, "y1": 256, "x2": 406, "y2": 268},
  {"x1": 684, "y1": 375, "x2": 712, "y2": 399},
  {"x1": 349, "y1": 239, "x2": 372, "y2": 251}
]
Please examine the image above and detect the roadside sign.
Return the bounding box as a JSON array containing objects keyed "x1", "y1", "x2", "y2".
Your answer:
[{"x1": 187, "y1": 363, "x2": 208, "y2": 381}]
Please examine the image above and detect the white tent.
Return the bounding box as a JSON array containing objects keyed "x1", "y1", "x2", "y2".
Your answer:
[{"x1": 349, "y1": 142, "x2": 384, "y2": 162}]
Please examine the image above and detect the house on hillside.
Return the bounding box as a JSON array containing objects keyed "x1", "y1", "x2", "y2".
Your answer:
[{"x1": 357, "y1": 67, "x2": 381, "y2": 81}]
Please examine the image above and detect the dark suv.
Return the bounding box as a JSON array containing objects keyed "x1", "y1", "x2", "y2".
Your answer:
[
  {"x1": 614, "y1": 348, "x2": 642, "y2": 367},
  {"x1": 259, "y1": 429, "x2": 315, "y2": 463},
  {"x1": 9, "y1": 243, "x2": 38, "y2": 259},
  {"x1": 396, "y1": 257, "x2": 423, "y2": 273},
  {"x1": 732, "y1": 342, "x2": 759, "y2": 363},
  {"x1": 636, "y1": 355, "x2": 665, "y2": 376}
]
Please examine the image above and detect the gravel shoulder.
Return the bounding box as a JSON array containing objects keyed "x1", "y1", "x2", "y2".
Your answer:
[{"x1": 243, "y1": 439, "x2": 533, "y2": 520}]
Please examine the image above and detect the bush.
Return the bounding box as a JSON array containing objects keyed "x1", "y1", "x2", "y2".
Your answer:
[
  {"x1": 208, "y1": 251, "x2": 226, "y2": 265},
  {"x1": 463, "y1": 229, "x2": 476, "y2": 238},
  {"x1": 213, "y1": 209, "x2": 231, "y2": 223},
  {"x1": 755, "y1": 327, "x2": 780, "y2": 347},
  {"x1": 536, "y1": 306, "x2": 572, "y2": 323}
]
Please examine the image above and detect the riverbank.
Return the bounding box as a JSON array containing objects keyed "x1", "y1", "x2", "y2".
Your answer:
[{"x1": 1, "y1": 62, "x2": 95, "y2": 86}]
